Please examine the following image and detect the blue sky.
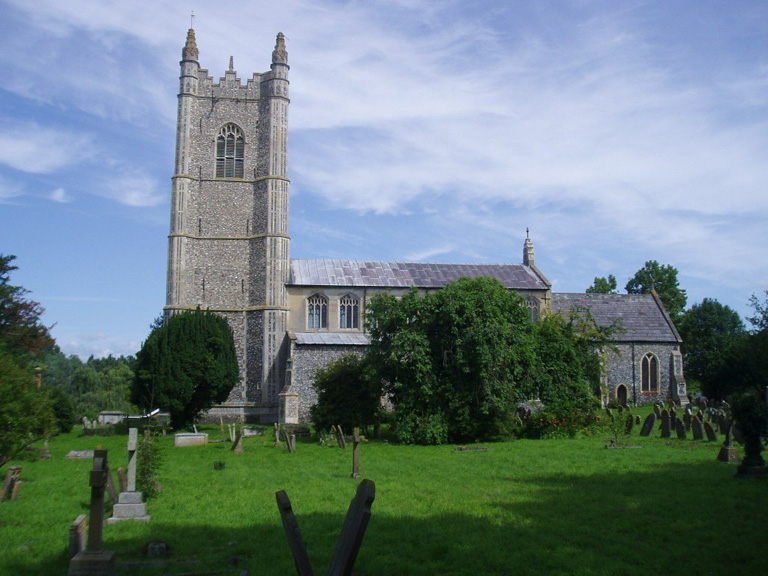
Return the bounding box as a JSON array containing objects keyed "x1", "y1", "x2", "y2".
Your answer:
[{"x1": 1, "y1": 0, "x2": 766, "y2": 358}]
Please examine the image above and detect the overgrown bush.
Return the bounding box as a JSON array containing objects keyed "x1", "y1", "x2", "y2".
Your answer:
[
  {"x1": 137, "y1": 430, "x2": 163, "y2": 500},
  {"x1": 310, "y1": 354, "x2": 381, "y2": 432},
  {"x1": 521, "y1": 398, "x2": 602, "y2": 439},
  {"x1": 732, "y1": 390, "x2": 767, "y2": 470},
  {"x1": 46, "y1": 386, "x2": 75, "y2": 433}
]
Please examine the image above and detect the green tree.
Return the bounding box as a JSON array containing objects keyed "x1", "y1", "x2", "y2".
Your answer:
[
  {"x1": 586, "y1": 275, "x2": 617, "y2": 294},
  {"x1": 625, "y1": 260, "x2": 687, "y2": 320},
  {"x1": 310, "y1": 353, "x2": 380, "y2": 432},
  {"x1": 367, "y1": 278, "x2": 538, "y2": 444},
  {"x1": 677, "y1": 298, "x2": 745, "y2": 399},
  {"x1": 132, "y1": 309, "x2": 239, "y2": 429},
  {"x1": 746, "y1": 290, "x2": 768, "y2": 332},
  {"x1": 0, "y1": 255, "x2": 57, "y2": 468}
]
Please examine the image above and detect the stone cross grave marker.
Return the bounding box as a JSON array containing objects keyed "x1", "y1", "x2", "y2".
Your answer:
[
  {"x1": 107, "y1": 428, "x2": 149, "y2": 523},
  {"x1": 717, "y1": 421, "x2": 740, "y2": 463},
  {"x1": 351, "y1": 427, "x2": 361, "y2": 479},
  {"x1": 639, "y1": 413, "x2": 656, "y2": 437},
  {"x1": 660, "y1": 410, "x2": 671, "y2": 438},
  {"x1": 68, "y1": 449, "x2": 116, "y2": 576},
  {"x1": 276, "y1": 479, "x2": 376, "y2": 576}
]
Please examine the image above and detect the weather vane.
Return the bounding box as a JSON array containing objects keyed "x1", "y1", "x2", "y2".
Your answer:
[{"x1": 190, "y1": 11, "x2": 195, "y2": 28}]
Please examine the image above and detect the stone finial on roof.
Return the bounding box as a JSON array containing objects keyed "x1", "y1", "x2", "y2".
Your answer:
[
  {"x1": 523, "y1": 229, "x2": 535, "y2": 267},
  {"x1": 229, "y1": 55, "x2": 234, "y2": 72},
  {"x1": 272, "y1": 32, "x2": 288, "y2": 65},
  {"x1": 182, "y1": 28, "x2": 199, "y2": 61}
]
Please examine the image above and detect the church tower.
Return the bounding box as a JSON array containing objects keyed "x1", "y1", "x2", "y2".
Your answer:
[{"x1": 165, "y1": 30, "x2": 290, "y2": 421}]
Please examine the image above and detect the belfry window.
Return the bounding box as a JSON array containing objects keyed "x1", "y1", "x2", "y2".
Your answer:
[
  {"x1": 307, "y1": 294, "x2": 328, "y2": 330},
  {"x1": 339, "y1": 294, "x2": 360, "y2": 330},
  {"x1": 215, "y1": 124, "x2": 244, "y2": 178},
  {"x1": 641, "y1": 353, "x2": 659, "y2": 393}
]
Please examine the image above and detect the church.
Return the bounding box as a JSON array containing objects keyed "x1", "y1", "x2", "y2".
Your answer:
[{"x1": 164, "y1": 30, "x2": 688, "y2": 424}]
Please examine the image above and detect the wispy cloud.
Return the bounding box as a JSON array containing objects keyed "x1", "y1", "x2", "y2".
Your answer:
[
  {"x1": 0, "y1": 120, "x2": 92, "y2": 174},
  {"x1": 49, "y1": 187, "x2": 73, "y2": 203}
]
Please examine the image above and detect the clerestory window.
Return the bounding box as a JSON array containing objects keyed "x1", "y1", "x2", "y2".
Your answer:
[
  {"x1": 215, "y1": 124, "x2": 245, "y2": 178},
  {"x1": 307, "y1": 294, "x2": 328, "y2": 330},
  {"x1": 641, "y1": 353, "x2": 659, "y2": 393},
  {"x1": 339, "y1": 294, "x2": 360, "y2": 330}
]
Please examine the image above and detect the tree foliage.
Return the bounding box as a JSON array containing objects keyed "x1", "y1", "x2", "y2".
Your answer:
[
  {"x1": 0, "y1": 255, "x2": 53, "y2": 357},
  {"x1": 746, "y1": 290, "x2": 768, "y2": 332},
  {"x1": 132, "y1": 309, "x2": 239, "y2": 429},
  {"x1": 310, "y1": 353, "x2": 381, "y2": 432},
  {"x1": 586, "y1": 275, "x2": 617, "y2": 294},
  {"x1": 625, "y1": 260, "x2": 687, "y2": 320},
  {"x1": 677, "y1": 298, "x2": 745, "y2": 399},
  {"x1": 0, "y1": 255, "x2": 57, "y2": 468},
  {"x1": 366, "y1": 277, "x2": 600, "y2": 444}
]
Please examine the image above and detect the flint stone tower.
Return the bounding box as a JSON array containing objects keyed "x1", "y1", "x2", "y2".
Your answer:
[{"x1": 165, "y1": 29, "x2": 290, "y2": 421}]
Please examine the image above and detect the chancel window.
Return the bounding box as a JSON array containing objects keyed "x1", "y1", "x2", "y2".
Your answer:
[
  {"x1": 339, "y1": 294, "x2": 360, "y2": 330},
  {"x1": 215, "y1": 124, "x2": 244, "y2": 178},
  {"x1": 641, "y1": 353, "x2": 659, "y2": 393},
  {"x1": 307, "y1": 294, "x2": 328, "y2": 330}
]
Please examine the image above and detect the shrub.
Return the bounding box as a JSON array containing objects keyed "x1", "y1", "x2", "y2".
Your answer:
[
  {"x1": 46, "y1": 386, "x2": 75, "y2": 433},
  {"x1": 137, "y1": 430, "x2": 163, "y2": 500},
  {"x1": 732, "y1": 390, "x2": 767, "y2": 470},
  {"x1": 521, "y1": 398, "x2": 601, "y2": 439}
]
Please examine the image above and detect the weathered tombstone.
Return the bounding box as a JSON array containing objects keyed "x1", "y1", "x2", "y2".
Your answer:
[
  {"x1": 639, "y1": 413, "x2": 657, "y2": 437},
  {"x1": 683, "y1": 412, "x2": 693, "y2": 432},
  {"x1": 617, "y1": 405, "x2": 624, "y2": 414},
  {"x1": 104, "y1": 467, "x2": 118, "y2": 506},
  {"x1": 635, "y1": 415, "x2": 641, "y2": 425},
  {"x1": 1, "y1": 466, "x2": 22, "y2": 502},
  {"x1": 624, "y1": 414, "x2": 634, "y2": 435},
  {"x1": 717, "y1": 422, "x2": 740, "y2": 463},
  {"x1": 277, "y1": 479, "x2": 376, "y2": 576},
  {"x1": 653, "y1": 404, "x2": 661, "y2": 419},
  {"x1": 675, "y1": 419, "x2": 687, "y2": 439},
  {"x1": 696, "y1": 409, "x2": 705, "y2": 423},
  {"x1": 605, "y1": 407, "x2": 614, "y2": 420},
  {"x1": 704, "y1": 421, "x2": 718, "y2": 442},
  {"x1": 732, "y1": 423, "x2": 744, "y2": 445},
  {"x1": 718, "y1": 414, "x2": 728, "y2": 435},
  {"x1": 685, "y1": 404, "x2": 693, "y2": 416},
  {"x1": 335, "y1": 425, "x2": 347, "y2": 449},
  {"x1": 669, "y1": 407, "x2": 677, "y2": 429},
  {"x1": 231, "y1": 432, "x2": 244, "y2": 454},
  {"x1": 68, "y1": 450, "x2": 116, "y2": 576},
  {"x1": 351, "y1": 428, "x2": 361, "y2": 479},
  {"x1": 117, "y1": 468, "x2": 127, "y2": 493},
  {"x1": 107, "y1": 428, "x2": 150, "y2": 523},
  {"x1": 69, "y1": 514, "x2": 87, "y2": 559},
  {"x1": 691, "y1": 418, "x2": 704, "y2": 441},
  {"x1": 285, "y1": 433, "x2": 296, "y2": 453},
  {"x1": 275, "y1": 424, "x2": 283, "y2": 448},
  {"x1": 228, "y1": 423, "x2": 237, "y2": 443},
  {"x1": 660, "y1": 410, "x2": 671, "y2": 438},
  {"x1": 41, "y1": 438, "x2": 52, "y2": 460}
]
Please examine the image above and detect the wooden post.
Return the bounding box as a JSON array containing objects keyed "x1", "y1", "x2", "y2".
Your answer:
[{"x1": 327, "y1": 479, "x2": 376, "y2": 576}]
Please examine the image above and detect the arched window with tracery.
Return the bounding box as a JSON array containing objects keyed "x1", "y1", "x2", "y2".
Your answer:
[
  {"x1": 307, "y1": 294, "x2": 328, "y2": 330},
  {"x1": 339, "y1": 294, "x2": 360, "y2": 330},
  {"x1": 215, "y1": 124, "x2": 245, "y2": 178},
  {"x1": 641, "y1": 353, "x2": 659, "y2": 393}
]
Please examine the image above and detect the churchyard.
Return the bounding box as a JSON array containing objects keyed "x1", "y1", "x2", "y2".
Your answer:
[{"x1": 0, "y1": 408, "x2": 766, "y2": 576}]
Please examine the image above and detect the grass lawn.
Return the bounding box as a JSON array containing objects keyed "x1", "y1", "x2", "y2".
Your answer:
[{"x1": 1, "y1": 414, "x2": 766, "y2": 575}]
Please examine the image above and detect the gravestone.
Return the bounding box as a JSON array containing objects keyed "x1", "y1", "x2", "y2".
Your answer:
[
  {"x1": 276, "y1": 479, "x2": 376, "y2": 576},
  {"x1": 174, "y1": 433, "x2": 208, "y2": 446},
  {"x1": 639, "y1": 413, "x2": 656, "y2": 437},
  {"x1": 675, "y1": 419, "x2": 687, "y2": 439},
  {"x1": 635, "y1": 415, "x2": 641, "y2": 425},
  {"x1": 107, "y1": 428, "x2": 150, "y2": 523},
  {"x1": 68, "y1": 449, "x2": 116, "y2": 576},
  {"x1": 669, "y1": 408, "x2": 677, "y2": 429},
  {"x1": 718, "y1": 415, "x2": 728, "y2": 435},
  {"x1": 41, "y1": 438, "x2": 52, "y2": 460},
  {"x1": 624, "y1": 414, "x2": 634, "y2": 435},
  {"x1": 696, "y1": 409, "x2": 705, "y2": 423},
  {"x1": 69, "y1": 514, "x2": 87, "y2": 559},
  {"x1": 691, "y1": 418, "x2": 704, "y2": 441},
  {"x1": 653, "y1": 404, "x2": 661, "y2": 419},
  {"x1": 231, "y1": 432, "x2": 244, "y2": 454},
  {"x1": 335, "y1": 425, "x2": 347, "y2": 449},
  {"x1": 704, "y1": 422, "x2": 718, "y2": 442},
  {"x1": 1, "y1": 466, "x2": 22, "y2": 502},
  {"x1": 660, "y1": 410, "x2": 671, "y2": 438},
  {"x1": 717, "y1": 422, "x2": 740, "y2": 463},
  {"x1": 605, "y1": 407, "x2": 614, "y2": 420},
  {"x1": 286, "y1": 433, "x2": 297, "y2": 453},
  {"x1": 683, "y1": 412, "x2": 693, "y2": 432},
  {"x1": 351, "y1": 428, "x2": 361, "y2": 479},
  {"x1": 732, "y1": 423, "x2": 744, "y2": 445},
  {"x1": 275, "y1": 424, "x2": 283, "y2": 448}
]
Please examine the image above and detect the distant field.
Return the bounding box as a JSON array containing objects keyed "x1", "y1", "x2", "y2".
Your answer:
[{"x1": 1, "y1": 417, "x2": 765, "y2": 575}]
